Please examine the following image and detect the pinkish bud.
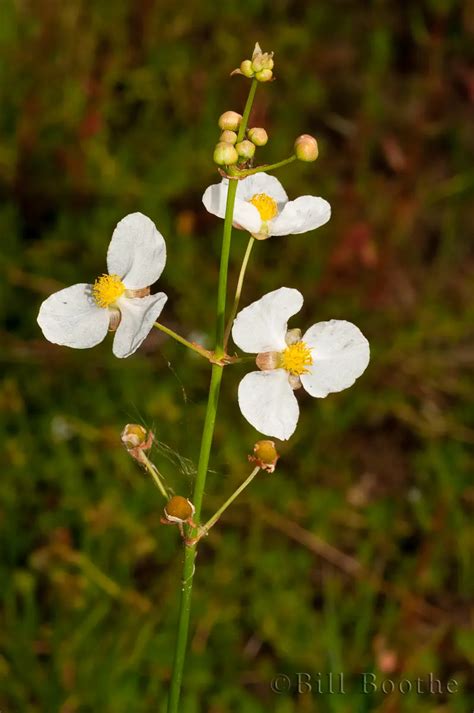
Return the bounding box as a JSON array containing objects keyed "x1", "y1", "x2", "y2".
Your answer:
[
  {"x1": 213, "y1": 141, "x2": 239, "y2": 166},
  {"x1": 294, "y1": 134, "x2": 319, "y2": 162},
  {"x1": 235, "y1": 139, "x2": 255, "y2": 160},
  {"x1": 218, "y1": 111, "x2": 242, "y2": 131},
  {"x1": 219, "y1": 130, "x2": 237, "y2": 144},
  {"x1": 240, "y1": 60, "x2": 254, "y2": 77},
  {"x1": 255, "y1": 69, "x2": 273, "y2": 83},
  {"x1": 248, "y1": 127, "x2": 268, "y2": 146}
]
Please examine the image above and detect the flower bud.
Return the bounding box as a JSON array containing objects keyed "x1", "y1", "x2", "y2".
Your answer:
[
  {"x1": 121, "y1": 424, "x2": 154, "y2": 464},
  {"x1": 220, "y1": 130, "x2": 237, "y2": 144},
  {"x1": 218, "y1": 111, "x2": 242, "y2": 131},
  {"x1": 249, "y1": 439, "x2": 279, "y2": 473},
  {"x1": 294, "y1": 134, "x2": 319, "y2": 162},
  {"x1": 121, "y1": 424, "x2": 150, "y2": 449},
  {"x1": 235, "y1": 139, "x2": 255, "y2": 160},
  {"x1": 213, "y1": 141, "x2": 239, "y2": 166},
  {"x1": 163, "y1": 496, "x2": 196, "y2": 524},
  {"x1": 248, "y1": 127, "x2": 268, "y2": 146},
  {"x1": 255, "y1": 69, "x2": 273, "y2": 83},
  {"x1": 240, "y1": 60, "x2": 254, "y2": 78}
]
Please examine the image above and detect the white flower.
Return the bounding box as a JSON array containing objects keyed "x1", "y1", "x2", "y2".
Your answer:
[
  {"x1": 37, "y1": 213, "x2": 167, "y2": 358},
  {"x1": 232, "y1": 287, "x2": 370, "y2": 440},
  {"x1": 202, "y1": 172, "x2": 330, "y2": 240}
]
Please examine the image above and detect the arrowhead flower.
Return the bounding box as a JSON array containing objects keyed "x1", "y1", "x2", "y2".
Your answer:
[
  {"x1": 37, "y1": 213, "x2": 167, "y2": 358},
  {"x1": 202, "y1": 172, "x2": 330, "y2": 240},
  {"x1": 231, "y1": 287, "x2": 370, "y2": 440}
]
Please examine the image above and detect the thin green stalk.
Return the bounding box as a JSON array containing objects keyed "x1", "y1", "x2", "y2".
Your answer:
[
  {"x1": 237, "y1": 154, "x2": 297, "y2": 177},
  {"x1": 141, "y1": 452, "x2": 170, "y2": 500},
  {"x1": 153, "y1": 321, "x2": 211, "y2": 360},
  {"x1": 223, "y1": 236, "x2": 255, "y2": 350},
  {"x1": 191, "y1": 466, "x2": 261, "y2": 543},
  {"x1": 166, "y1": 80, "x2": 258, "y2": 713}
]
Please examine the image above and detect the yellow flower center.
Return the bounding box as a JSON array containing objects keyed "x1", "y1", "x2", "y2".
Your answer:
[
  {"x1": 92, "y1": 274, "x2": 125, "y2": 308},
  {"x1": 249, "y1": 193, "x2": 278, "y2": 221},
  {"x1": 281, "y1": 341, "x2": 313, "y2": 376}
]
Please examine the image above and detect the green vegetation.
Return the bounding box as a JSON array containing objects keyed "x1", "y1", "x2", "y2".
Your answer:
[{"x1": 1, "y1": 2, "x2": 473, "y2": 711}]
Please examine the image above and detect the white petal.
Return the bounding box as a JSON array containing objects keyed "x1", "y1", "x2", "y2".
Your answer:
[
  {"x1": 232, "y1": 287, "x2": 303, "y2": 353},
  {"x1": 107, "y1": 213, "x2": 166, "y2": 290},
  {"x1": 202, "y1": 180, "x2": 261, "y2": 234},
  {"x1": 238, "y1": 370, "x2": 299, "y2": 440},
  {"x1": 112, "y1": 293, "x2": 168, "y2": 358},
  {"x1": 270, "y1": 196, "x2": 331, "y2": 236},
  {"x1": 236, "y1": 172, "x2": 288, "y2": 205},
  {"x1": 37, "y1": 283, "x2": 109, "y2": 349},
  {"x1": 300, "y1": 320, "x2": 370, "y2": 397}
]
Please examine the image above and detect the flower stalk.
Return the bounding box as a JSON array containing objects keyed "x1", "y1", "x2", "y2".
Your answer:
[
  {"x1": 166, "y1": 79, "x2": 258, "y2": 713},
  {"x1": 186, "y1": 466, "x2": 261, "y2": 546}
]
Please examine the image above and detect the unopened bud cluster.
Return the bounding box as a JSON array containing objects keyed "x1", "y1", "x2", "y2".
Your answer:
[
  {"x1": 214, "y1": 117, "x2": 270, "y2": 167},
  {"x1": 232, "y1": 42, "x2": 274, "y2": 83}
]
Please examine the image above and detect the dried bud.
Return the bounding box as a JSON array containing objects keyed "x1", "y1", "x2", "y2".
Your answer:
[
  {"x1": 294, "y1": 134, "x2": 319, "y2": 162},
  {"x1": 248, "y1": 127, "x2": 268, "y2": 146},
  {"x1": 255, "y1": 69, "x2": 273, "y2": 83},
  {"x1": 256, "y1": 351, "x2": 281, "y2": 371},
  {"x1": 121, "y1": 424, "x2": 150, "y2": 449},
  {"x1": 220, "y1": 130, "x2": 238, "y2": 145},
  {"x1": 163, "y1": 496, "x2": 196, "y2": 524},
  {"x1": 249, "y1": 440, "x2": 279, "y2": 473},
  {"x1": 218, "y1": 111, "x2": 242, "y2": 131},
  {"x1": 240, "y1": 59, "x2": 254, "y2": 77},
  {"x1": 213, "y1": 142, "x2": 239, "y2": 166},
  {"x1": 121, "y1": 424, "x2": 154, "y2": 464},
  {"x1": 235, "y1": 139, "x2": 255, "y2": 160}
]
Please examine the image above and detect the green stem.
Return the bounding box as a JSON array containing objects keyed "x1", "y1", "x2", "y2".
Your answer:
[
  {"x1": 237, "y1": 78, "x2": 258, "y2": 143},
  {"x1": 236, "y1": 154, "x2": 297, "y2": 178},
  {"x1": 166, "y1": 80, "x2": 258, "y2": 713},
  {"x1": 141, "y1": 452, "x2": 170, "y2": 500},
  {"x1": 153, "y1": 321, "x2": 211, "y2": 360},
  {"x1": 223, "y1": 236, "x2": 255, "y2": 350},
  {"x1": 193, "y1": 466, "x2": 261, "y2": 542}
]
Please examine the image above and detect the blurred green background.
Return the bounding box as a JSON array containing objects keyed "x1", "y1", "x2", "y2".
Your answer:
[{"x1": 1, "y1": 1, "x2": 473, "y2": 711}]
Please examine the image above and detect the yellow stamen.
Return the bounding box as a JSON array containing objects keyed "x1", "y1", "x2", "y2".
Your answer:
[
  {"x1": 92, "y1": 274, "x2": 125, "y2": 308},
  {"x1": 281, "y1": 341, "x2": 313, "y2": 376},
  {"x1": 249, "y1": 193, "x2": 278, "y2": 221}
]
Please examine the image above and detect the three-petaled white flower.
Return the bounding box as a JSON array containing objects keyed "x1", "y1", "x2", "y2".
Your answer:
[
  {"x1": 231, "y1": 287, "x2": 370, "y2": 440},
  {"x1": 202, "y1": 172, "x2": 330, "y2": 239},
  {"x1": 37, "y1": 213, "x2": 167, "y2": 358}
]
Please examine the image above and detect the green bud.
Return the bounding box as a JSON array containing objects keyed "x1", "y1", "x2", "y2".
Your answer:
[
  {"x1": 248, "y1": 127, "x2": 268, "y2": 146},
  {"x1": 294, "y1": 134, "x2": 319, "y2": 162},
  {"x1": 219, "y1": 130, "x2": 237, "y2": 144},
  {"x1": 240, "y1": 60, "x2": 254, "y2": 78},
  {"x1": 213, "y1": 141, "x2": 239, "y2": 166},
  {"x1": 255, "y1": 68, "x2": 273, "y2": 83},
  {"x1": 218, "y1": 111, "x2": 242, "y2": 131},
  {"x1": 235, "y1": 139, "x2": 255, "y2": 160}
]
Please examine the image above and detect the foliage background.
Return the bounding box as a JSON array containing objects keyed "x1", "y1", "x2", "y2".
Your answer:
[{"x1": 1, "y1": 1, "x2": 473, "y2": 711}]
